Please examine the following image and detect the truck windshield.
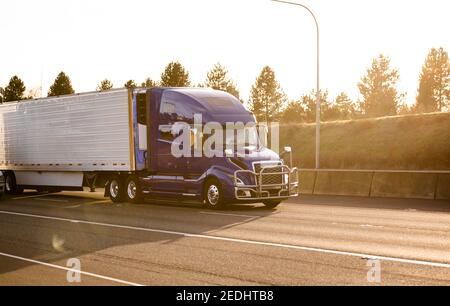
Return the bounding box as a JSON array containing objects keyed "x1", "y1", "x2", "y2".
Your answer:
[{"x1": 225, "y1": 125, "x2": 262, "y2": 151}]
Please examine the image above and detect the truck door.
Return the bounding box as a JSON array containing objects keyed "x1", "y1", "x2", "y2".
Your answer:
[{"x1": 152, "y1": 99, "x2": 185, "y2": 193}]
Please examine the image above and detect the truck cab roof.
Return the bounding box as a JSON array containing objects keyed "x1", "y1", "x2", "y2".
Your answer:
[{"x1": 151, "y1": 87, "x2": 255, "y2": 124}]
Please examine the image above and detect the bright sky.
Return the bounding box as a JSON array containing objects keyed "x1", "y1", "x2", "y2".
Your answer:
[{"x1": 0, "y1": 0, "x2": 449, "y2": 105}]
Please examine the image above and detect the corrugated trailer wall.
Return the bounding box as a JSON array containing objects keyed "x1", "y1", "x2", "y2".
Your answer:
[{"x1": 0, "y1": 89, "x2": 133, "y2": 172}]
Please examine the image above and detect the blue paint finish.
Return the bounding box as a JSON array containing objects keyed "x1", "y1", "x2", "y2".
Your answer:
[
  {"x1": 205, "y1": 166, "x2": 239, "y2": 201},
  {"x1": 136, "y1": 88, "x2": 286, "y2": 205}
]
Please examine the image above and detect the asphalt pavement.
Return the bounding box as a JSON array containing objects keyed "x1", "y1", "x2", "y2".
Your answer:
[{"x1": 0, "y1": 190, "x2": 449, "y2": 286}]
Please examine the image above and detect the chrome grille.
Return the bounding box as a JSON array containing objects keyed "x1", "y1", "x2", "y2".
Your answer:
[{"x1": 254, "y1": 162, "x2": 284, "y2": 186}]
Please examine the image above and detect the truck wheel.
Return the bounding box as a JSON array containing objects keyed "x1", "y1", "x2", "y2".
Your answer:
[
  {"x1": 4, "y1": 173, "x2": 14, "y2": 194},
  {"x1": 109, "y1": 176, "x2": 124, "y2": 203},
  {"x1": 204, "y1": 178, "x2": 225, "y2": 210},
  {"x1": 4, "y1": 172, "x2": 22, "y2": 195},
  {"x1": 125, "y1": 176, "x2": 143, "y2": 204},
  {"x1": 263, "y1": 200, "x2": 281, "y2": 209}
]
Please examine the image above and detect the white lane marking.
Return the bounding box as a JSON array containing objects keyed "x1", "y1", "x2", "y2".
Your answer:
[
  {"x1": 33, "y1": 198, "x2": 69, "y2": 203},
  {"x1": 0, "y1": 251, "x2": 143, "y2": 286},
  {"x1": 199, "y1": 211, "x2": 258, "y2": 218},
  {"x1": 63, "y1": 205, "x2": 81, "y2": 209},
  {"x1": 359, "y1": 224, "x2": 384, "y2": 228},
  {"x1": 1, "y1": 210, "x2": 450, "y2": 270}
]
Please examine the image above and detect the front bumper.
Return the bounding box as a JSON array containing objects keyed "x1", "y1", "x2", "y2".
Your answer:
[{"x1": 233, "y1": 165, "x2": 299, "y2": 201}]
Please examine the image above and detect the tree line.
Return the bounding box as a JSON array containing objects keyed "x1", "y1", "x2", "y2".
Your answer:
[{"x1": 1, "y1": 47, "x2": 449, "y2": 123}]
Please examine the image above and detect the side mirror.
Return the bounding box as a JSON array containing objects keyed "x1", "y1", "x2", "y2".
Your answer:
[{"x1": 282, "y1": 146, "x2": 293, "y2": 168}]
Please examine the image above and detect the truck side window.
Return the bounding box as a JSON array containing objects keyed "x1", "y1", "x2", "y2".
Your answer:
[
  {"x1": 161, "y1": 102, "x2": 176, "y2": 115},
  {"x1": 159, "y1": 102, "x2": 176, "y2": 142},
  {"x1": 160, "y1": 92, "x2": 194, "y2": 124},
  {"x1": 160, "y1": 101, "x2": 177, "y2": 125}
]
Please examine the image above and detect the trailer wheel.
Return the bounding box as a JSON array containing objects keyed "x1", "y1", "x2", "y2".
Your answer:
[
  {"x1": 109, "y1": 176, "x2": 124, "y2": 203},
  {"x1": 125, "y1": 176, "x2": 143, "y2": 204},
  {"x1": 203, "y1": 178, "x2": 225, "y2": 210},
  {"x1": 4, "y1": 172, "x2": 23, "y2": 195}
]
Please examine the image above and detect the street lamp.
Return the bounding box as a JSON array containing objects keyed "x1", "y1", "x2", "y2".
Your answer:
[{"x1": 271, "y1": 0, "x2": 321, "y2": 169}]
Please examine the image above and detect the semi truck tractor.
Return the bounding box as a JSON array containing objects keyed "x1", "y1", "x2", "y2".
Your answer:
[{"x1": 0, "y1": 88, "x2": 298, "y2": 209}]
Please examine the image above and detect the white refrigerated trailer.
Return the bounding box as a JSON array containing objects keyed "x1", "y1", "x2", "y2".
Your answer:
[{"x1": 0, "y1": 89, "x2": 137, "y2": 193}]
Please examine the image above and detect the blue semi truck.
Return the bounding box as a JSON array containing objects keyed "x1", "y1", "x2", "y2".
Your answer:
[{"x1": 0, "y1": 88, "x2": 299, "y2": 209}]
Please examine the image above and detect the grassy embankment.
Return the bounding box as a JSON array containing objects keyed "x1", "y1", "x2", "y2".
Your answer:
[{"x1": 280, "y1": 112, "x2": 450, "y2": 170}]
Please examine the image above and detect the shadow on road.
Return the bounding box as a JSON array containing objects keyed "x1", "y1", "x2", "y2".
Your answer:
[{"x1": 0, "y1": 190, "x2": 278, "y2": 279}]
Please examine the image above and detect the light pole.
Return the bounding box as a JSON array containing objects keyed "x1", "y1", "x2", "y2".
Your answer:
[{"x1": 271, "y1": 0, "x2": 320, "y2": 169}]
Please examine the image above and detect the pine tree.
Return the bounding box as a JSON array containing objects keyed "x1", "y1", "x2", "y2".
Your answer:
[
  {"x1": 205, "y1": 63, "x2": 240, "y2": 99},
  {"x1": 48, "y1": 72, "x2": 75, "y2": 97},
  {"x1": 300, "y1": 89, "x2": 329, "y2": 123},
  {"x1": 124, "y1": 80, "x2": 137, "y2": 89},
  {"x1": 160, "y1": 61, "x2": 191, "y2": 87},
  {"x1": 358, "y1": 54, "x2": 403, "y2": 117},
  {"x1": 281, "y1": 100, "x2": 306, "y2": 123},
  {"x1": 416, "y1": 47, "x2": 450, "y2": 112},
  {"x1": 141, "y1": 77, "x2": 157, "y2": 88},
  {"x1": 3, "y1": 75, "x2": 26, "y2": 102},
  {"x1": 97, "y1": 79, "x2": 114, "y2": 91},
  {"x1": 333, "y1": 92, "x2": 356, "y2": 120},
  {"x1": 249, "y1": 66, "x2": 287, "y2": 123}
]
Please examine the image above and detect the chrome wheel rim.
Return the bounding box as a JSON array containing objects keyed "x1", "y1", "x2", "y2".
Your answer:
[
  {"x1": 110, "y1": 180, "x2": 119, "y2": 198},
  {"x1": 207, "y1": 185, "x2": 220, "y2": 206},
  {"x1": 127, "y1": 181, "x2": 137, "y2": 199}
]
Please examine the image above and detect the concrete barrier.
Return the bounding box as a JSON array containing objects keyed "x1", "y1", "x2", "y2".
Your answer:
[
  {"x1": 436, "y1": 174, "x2": 450, "y2": 200},
  {"x1": 299, "y1": 171, "x2": 316, "y2": 195},
  {"x1": 313, "y1": 171, "x2": 373, "y2": 197},
  {"x1": 299, "y1": 169, "x2": 450, "y2": 200},
  {"x1": 371, "y1": 172, "x2": 437, "y2": 200}
]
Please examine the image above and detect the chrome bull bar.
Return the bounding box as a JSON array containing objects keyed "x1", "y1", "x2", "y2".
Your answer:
[{"x1": 234, "y1": 165, "x2": 299, "y2": 200}]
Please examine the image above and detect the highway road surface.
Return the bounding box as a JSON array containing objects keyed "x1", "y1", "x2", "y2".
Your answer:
[{"x1": 0, "y1": 190, "x2": 450, "y2": 286}]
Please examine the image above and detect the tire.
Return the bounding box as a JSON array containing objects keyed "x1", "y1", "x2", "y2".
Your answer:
[
  {"x1": 203, "y1": 178, "x2": 225, "y2": 210},
  {"x1": 125, "y1": 176, "x2": 143, "y2": 204},
  {"x1": 108, "y1": 175, "x2": 125, "y2": 203},
  {"x1": 263, "y1": 200, "x2": 281, "y2": 209},
  {"x1": 4, "y1": 172, "x2": 22, "y2": 195}
]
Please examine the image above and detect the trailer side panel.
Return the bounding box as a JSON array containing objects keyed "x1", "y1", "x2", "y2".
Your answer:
[{"x1": 0, "y1": 89, "x2": 133, "y2": 172}]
